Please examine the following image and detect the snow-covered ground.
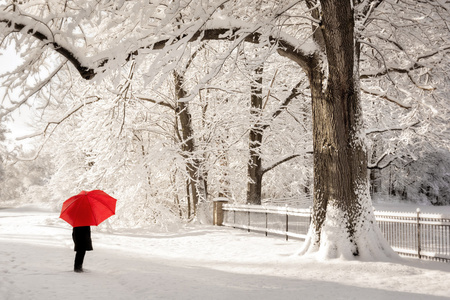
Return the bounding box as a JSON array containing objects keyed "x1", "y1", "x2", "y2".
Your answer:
[
  {"x1": 1, "y1": 205, "x2": 450, "y2": 300},
  {"x1": 373, "y1": 199, "x2": 450, "y2": 215}
]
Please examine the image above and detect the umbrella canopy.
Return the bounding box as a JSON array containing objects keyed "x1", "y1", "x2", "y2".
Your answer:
[{"x1": 60, "y1": 190, "x2": 117, "y2": 227}]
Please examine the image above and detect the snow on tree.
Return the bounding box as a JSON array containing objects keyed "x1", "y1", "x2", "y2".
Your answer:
[
  {"x1": 0, "y1": 0, "x2": 449, "y2": 259},
  {"x1": 361, "y1": 0, "x2": 450, "y2": 206}
]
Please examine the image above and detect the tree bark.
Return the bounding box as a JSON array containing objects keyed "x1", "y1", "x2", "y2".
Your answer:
[
  {"x1": 174, "y1": 71, "x2": 204, "y2": 215},
  {"x1": 247, "y1": 66, "x2": 264, "y2": 205},
  {"x1": 177, "y1": 102, "x2": 199, "y2": 213},
  {"x1": 299, "y1": 0, "x2": 393, "y2": 259},
  {"x1": 313, "y1": 0, "x2": 362, "y2": 248}
]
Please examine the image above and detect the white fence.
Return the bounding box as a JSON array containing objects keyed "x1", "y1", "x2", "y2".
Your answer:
[
  {"x1": 222, "y1": 204, "x2": 450, "y2": 262},
  {"x1": 375, "y1": 209, "x2": 450, "y2": 262},
  {"x1": 223, "y1": 204, "x2": 311, "y2": 240}
]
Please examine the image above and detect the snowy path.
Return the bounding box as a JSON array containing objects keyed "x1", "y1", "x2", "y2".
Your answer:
[{"x1": 1, "y1": 206, "x2": 450, "y2": 300}]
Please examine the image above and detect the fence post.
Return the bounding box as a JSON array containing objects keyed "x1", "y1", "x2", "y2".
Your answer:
[
  {"x1": 213, "y1": 197, "x2": 229, "y2": 226},
  {"x1": 265, "y1": 207, "x2": 268, "y2": 237},
  {"x1": 247, "y1": 203, "x2": 251, "y2": 232},
  {"x1": 285, "y1": 204, "x2": 289, "y2": 241},
  {"x1": 309, "y1": 206, "x2": 312, "y2": 226},
  {"x1": 417, "y1": 208, "x2": 421, "y2": 259}
]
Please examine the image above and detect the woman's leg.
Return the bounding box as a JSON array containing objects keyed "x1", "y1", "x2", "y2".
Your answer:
[{"x1": 74, "y1": 250, "x2": 86, "y2": 272}]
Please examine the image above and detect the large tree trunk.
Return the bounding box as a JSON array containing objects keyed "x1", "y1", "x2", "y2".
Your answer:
[{"x1": 301, "y1": 0, "x2": 395, "y2": 259}]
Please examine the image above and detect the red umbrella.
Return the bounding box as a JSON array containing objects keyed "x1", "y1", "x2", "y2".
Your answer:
[{"x1": 60, "y1": 190, "x2": 117, "y2": 227}]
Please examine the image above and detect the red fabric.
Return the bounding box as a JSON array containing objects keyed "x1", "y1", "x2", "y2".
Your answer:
[{"x1": 60, "y1": 190, "x2": 117, "y2": 227}]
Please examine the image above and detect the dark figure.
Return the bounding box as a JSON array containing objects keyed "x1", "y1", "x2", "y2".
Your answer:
[{"x1": 72, "y1": 226, "x2": 93, "y2": 272}]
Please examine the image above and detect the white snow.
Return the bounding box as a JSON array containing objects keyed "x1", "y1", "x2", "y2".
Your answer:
[{"x1": 1, "y1": 205, "x2": 450, "y2": 300}]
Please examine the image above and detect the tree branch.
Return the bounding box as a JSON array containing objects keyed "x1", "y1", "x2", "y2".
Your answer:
[
  {"x1": 365, "y1": 121, "x2": 420, "y2": 135},
  {"x1": 198, "y1": 86, "x2": 242, "y2": 94},
  {"x1": 358, "y1": 39, "x2": 395, "y2": 84},
  {"x1": 360, "y1": 39, "x2": 447, "y2": 91},
  {"x1": 361, "y1": 86, "x2": 411, "y2": 109},
  {"x1": 368, "y1": 153, "x2": 411, "y2": 170},
  {"x1": 262, "y1": 154, "x2": 301, "y2": 175},
  {"x1": 355, "y1": 0, "x2": 384, "y2": 27},
  {"x1": 367, "y1": 151, "x2": 389, "y2": 170},
  {"x1": 0, "y1": 61, "x2": 67, "y2": 119},
  {"x1": 0, "y1": 61, "x2": 67, "y2": 118},
  {"x1": 136, "y1": 96, "x2": 175, "y2": 110},
  {"x1": 0, "y1": 12, "x2": 97, "y2": 80},
  {"x1": 15, "y1": 96, "x2": 102, "y2": 161},
  {"x1": 0, "y1": 12, "x2": 315, "y2": 80},
  {"x1": 17, "y1": 96, "x2": 102, "y2": 141},
  {"x1": 262, "y1": 78, "x2": 307, "y2": 130}
]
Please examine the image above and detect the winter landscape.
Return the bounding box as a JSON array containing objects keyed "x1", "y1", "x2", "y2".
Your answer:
[
  {"x1": 1, "y1": 0, "x2": 449, "y2": 299},
  {"x1": 1, "y1": 203, "x2": 450, "y2": 300}
]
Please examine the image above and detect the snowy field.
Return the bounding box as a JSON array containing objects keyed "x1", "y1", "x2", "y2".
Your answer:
[{"x1": 1, "y1": 205, "x2": 450, "y2": 300}]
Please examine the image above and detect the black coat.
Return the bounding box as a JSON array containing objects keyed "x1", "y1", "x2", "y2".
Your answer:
[{"x1": 72, "y1": 226, "x2": 93, "y2": 251}]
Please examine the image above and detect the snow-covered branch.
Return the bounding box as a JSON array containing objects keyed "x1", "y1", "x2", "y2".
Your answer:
[
  {"x1": 17, "y1": 96, "x2": 102, "y2": 141},
  {"x1": 360, "y1": 40, "x2": 447, "y2": 91},
  {"x1": 1, "y1": 10, "x2": 317, "y2": 81},
  {"x1": 355, "y1": 0, "x2": 384, "y2": 26},
  {"x1": 128, "y1": 22, "x2": 316, "y2": 72},
  {"x1": 0, "y1": 61, "x2": 67, "y2": 118},
  {"x1": 0, "y1": 12, "x2": 97, "y2": 80},
  {"x1": 15, "y1": 96, "x2": 102, "y2": 161},
  {"x1": 136, "y1": 96, "x2": 174, "y2": 110},
  {"x1": 366, "y1": 120, "x2": 420, "y2": 135},
  {"x1": 361, "y1": 87, "x2": 411, "y2": 109},
  {"x1": 367, "y1": 152, "x2": 412, "y2": 170},
  {"x1": 262, "y1": 78, "x2": 307, "y2": 130}
]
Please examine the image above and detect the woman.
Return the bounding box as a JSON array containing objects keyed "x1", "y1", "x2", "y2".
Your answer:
[{"x1": 72, "y1": 226, "x2": 93, "y2": 272}]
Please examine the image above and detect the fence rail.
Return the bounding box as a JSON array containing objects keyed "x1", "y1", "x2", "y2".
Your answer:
[
  {"x1": 223, "y1": 204, "x2": 311, "y2": 240},
  {"x1": 222, "y1": 204, "x2": 450, "y2": 263}
]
